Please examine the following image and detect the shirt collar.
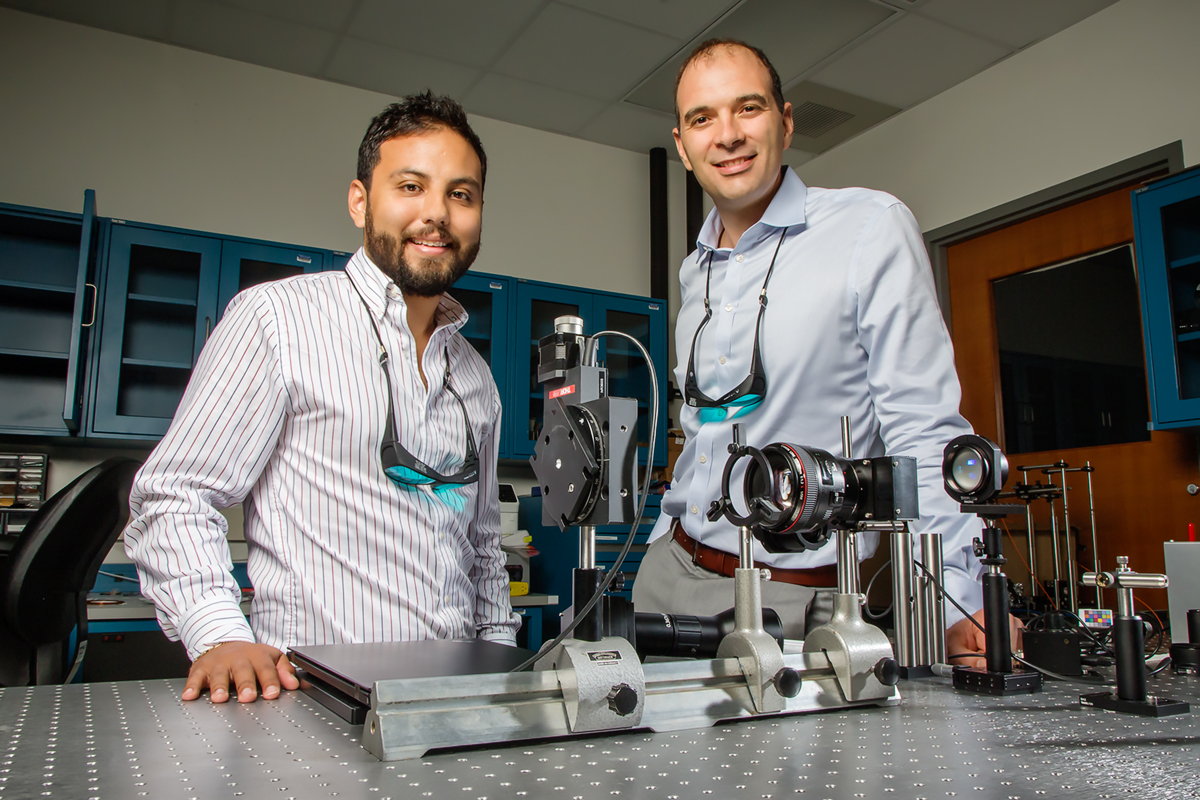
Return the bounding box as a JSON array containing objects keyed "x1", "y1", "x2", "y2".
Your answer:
[
  {"x1": 345, "y1": 247, "x2": 469, "y2": 336},
  {"x1": 694, "y1": 166, "x2": 809, "y2": 256}
]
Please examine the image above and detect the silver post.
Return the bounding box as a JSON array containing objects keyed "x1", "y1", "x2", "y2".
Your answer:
[
  {"x1": 1022, "y1": 468, "x2": 1038, "y2": 600},
  {"x1": 735, "y1": 526, "x2": 761, "y2": 634},
  {"x1": 579, "y1": 525, "x2": 596, "y2": 570},
  {"x1": 920, "y1": 532, "x2": 946, "y2": 664},
  {"x1": 837, "y1": 530, "x2": 860, "y2": 594},
  {"x1": 1085, "y1": 463, "x2": 1101, "y2": 608},
  {"x1": 1047, "y1": 490, "x2": 1063, "y2": 608},
  {"x1": 891, "y1": 528, "x2": 916, "y2": 667},
  {"x1": 1059, "y1": 464, "x2": 1078, "y2": 614},
  {"x1": 837, "y1": 416, "x2": 860, "y2": 594}
]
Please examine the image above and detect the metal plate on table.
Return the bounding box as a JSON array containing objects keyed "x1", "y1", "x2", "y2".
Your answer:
[{"x1": 1, "y1": 673, "x2": 1198, "y2": 799}]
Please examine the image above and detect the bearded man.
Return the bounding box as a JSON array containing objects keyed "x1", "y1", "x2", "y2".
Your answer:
[{"x1": 125, "y1": 93, "x2": 518, "y2": 705}]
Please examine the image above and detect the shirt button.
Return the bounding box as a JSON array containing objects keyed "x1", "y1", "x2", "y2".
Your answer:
[
  {"x1": 719, "y1": 355, "x2": 727, "y2": 365},
  {"x1": 691, "y1": 506, "x2": 699, "y2": 515},
  {"x1": 735, "y1": 254, "x2": 745, "y2": 263},
  {"x1": 725, "y1": 304, "x2": 733, "y2": 312},
  {"x1": 699, "y1": 455, "x2": 707, "y2": 464}
]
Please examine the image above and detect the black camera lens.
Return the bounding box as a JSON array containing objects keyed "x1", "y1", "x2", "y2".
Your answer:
[{"x1": 942, "y1": 435, "x2": 1007, "y2": 503}]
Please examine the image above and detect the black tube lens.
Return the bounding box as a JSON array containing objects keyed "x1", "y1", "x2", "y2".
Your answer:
[{"x1": 633, "y1": 608, "x2": 784, "y2": 659}]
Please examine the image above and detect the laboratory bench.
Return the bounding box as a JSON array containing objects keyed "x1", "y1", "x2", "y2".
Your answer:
[{"x1": 1, "y1": 667, "x2": 1196, "y2": 799}]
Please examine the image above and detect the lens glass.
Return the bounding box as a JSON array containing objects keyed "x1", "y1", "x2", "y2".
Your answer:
[{"x1": 950, "y1": 448, "x2": 985, "y2": 493}]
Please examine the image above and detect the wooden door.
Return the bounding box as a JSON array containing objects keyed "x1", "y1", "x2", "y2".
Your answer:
[{"x1": 947, "y1": 185, "x2": 1196, "y2": 611}]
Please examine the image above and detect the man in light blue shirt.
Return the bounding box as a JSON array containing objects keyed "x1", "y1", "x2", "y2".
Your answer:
[{"x1": 634, "y1": 38, "x2": 1017, "y2": 665}]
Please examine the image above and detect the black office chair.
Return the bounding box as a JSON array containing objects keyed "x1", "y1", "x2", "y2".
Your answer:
[{"x1": 0, "y1": 457, "x2": 141, "y2": 686}]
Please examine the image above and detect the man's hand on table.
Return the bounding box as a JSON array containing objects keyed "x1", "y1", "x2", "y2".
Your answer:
[
  {"x1": 182, "y1": 642, "x2": 299, "y2": 703},
  {"x1": 944, "y1": 609, "x2": 1024, "y2": 670}
]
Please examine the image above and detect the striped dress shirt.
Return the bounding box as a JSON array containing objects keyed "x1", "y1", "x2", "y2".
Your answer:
[{"x1": 125, "y1": 249, "x2": 519, "y2": 660}]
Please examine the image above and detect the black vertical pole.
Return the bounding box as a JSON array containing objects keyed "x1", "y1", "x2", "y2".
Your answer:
[
  {"x1": 649, "y1": 147, "x2": 668, "y2": 301},
  {"x1": 686, "y1": 170, "x2": 704, "y2": 256}
]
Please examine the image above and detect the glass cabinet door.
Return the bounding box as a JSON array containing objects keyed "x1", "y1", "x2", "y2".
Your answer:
[
  {"x1": 1133, "y1": 171, "x2": 1200, "y2": 427},
  {"x1": 450, "y1": 273, "x2": 511, "y2": 458},
  {"x1": 0, "y1": 198, "x2": 93, "y2": 435},
  {"x1": 217, "y1": 240, "x2": 326, "y2": 319},
  {"x1": 512, "y1": 282, "x2": 590, "y2": 459},
  {"x1": 593, "y1": 295, "x2": 668, "y2": 466},
  {"x1": 90, "y1": 224, "x2": 221, "y2": 438}
]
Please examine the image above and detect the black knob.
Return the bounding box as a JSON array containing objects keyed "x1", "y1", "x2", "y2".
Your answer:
[
  {"x1": 972, "y1": 537, "x2": 985, "y2": 558},
  {"x1": 606, "y1": 684, "x2": 638, "y2": 716},
  {"x1": 874, "y1": 657, "x2": 901, "y2": 687},
  {"x1": 611, "y1": 571, "x2": 626, "y2": 592},
  {"x1": 773, "y1": 668, "x2": 802, "y2": 698}
]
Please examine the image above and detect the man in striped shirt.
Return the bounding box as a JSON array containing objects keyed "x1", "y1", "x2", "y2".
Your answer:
[{"x1": 125, "y1": 93, "x2": 520, "y2": 704}]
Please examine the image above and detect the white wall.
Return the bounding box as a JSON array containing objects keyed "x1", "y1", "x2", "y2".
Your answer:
[
  {"x1": 796, "y1": 0, "x2": 1200, "y2": 233},
  {"x1": 0, "y1": 7, "x2": 656, "y2": 295}
]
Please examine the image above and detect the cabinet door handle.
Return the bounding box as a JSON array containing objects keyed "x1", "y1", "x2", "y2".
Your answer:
[
  {"x1": 81, "y1": 283, "x2": 97, "y2": 327},
  {"x1": 204, "y1": 316, "x2": 212, "y2": 343}
]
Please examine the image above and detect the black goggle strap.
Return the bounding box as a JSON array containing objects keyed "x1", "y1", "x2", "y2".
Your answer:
[
  {"x1": 684, "y1": 228, "x2": 787, "y2": 406},
  {"x1": 349, "y1": 280, "x2": 478, "y2": 484}
]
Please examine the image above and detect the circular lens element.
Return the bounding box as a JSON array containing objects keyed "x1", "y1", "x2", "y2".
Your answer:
[{"x1": 949, "y1": 448, "x2": 985, "y2": 494}]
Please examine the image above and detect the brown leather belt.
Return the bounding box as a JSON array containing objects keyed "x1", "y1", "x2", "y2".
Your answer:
[{"x1": 671, "y1": 520, "x2": 839, "y2": 588}]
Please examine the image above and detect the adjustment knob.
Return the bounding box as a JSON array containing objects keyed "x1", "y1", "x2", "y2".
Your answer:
[
  {"x1": 972, "y1": 537, "x2": 985, "y2": 558},
  {"x1": 874, "y1": 657, "x2": 901, "y2": 687},
  {"x1": 610, "y1": 571, "x2": 626, "y2": 592},
  {"x1": 606, "y1": 684, "x2": 638, "y2": 716},
  {"x1": 773, "y1": 668, "x2": 802, "y2": 698}
]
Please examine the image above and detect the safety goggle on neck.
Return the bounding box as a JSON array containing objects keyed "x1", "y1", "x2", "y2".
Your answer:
[
  {"x1": 351, "y1": 280, "x2": 479, "y2": 493},
  {"x1": 683, "y1": 227, "x2": 788, "y2": 424}
]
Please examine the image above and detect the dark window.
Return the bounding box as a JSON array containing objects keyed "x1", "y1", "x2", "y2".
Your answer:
[{"x1": 992, "y1": 245, "x2": 1150, "y2": 454}]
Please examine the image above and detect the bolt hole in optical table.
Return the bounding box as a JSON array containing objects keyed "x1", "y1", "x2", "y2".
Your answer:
[{"x1": 2, "y1": 662, "x2": 1198, "y2": 799}]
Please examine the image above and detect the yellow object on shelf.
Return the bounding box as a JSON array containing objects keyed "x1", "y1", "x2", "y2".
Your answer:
[{"x1": 509, "y1": 581, "x2": 529, "y2": 597}]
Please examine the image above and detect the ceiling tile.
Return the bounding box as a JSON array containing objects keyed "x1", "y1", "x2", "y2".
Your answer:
[
  {"x1": 492, "y1": 3, "x2": 682, "y2": 102},
  {"x1": 323, "y1": 36, "x2": 482, "y2": 99},
  {"x1": 920, "y1": 0, "x2": 1118, "y2": 49},
  {"x1": 348, "y1": 0, "x2": 544, "y2": 69},
  {"x1": 171, "y1": 0, "x2": 336, "y2": 76},
  {"x1": 809, "y1": 12, "x2": 1010, "y2": 109},
  {"x1": 576, "y1": 102, "x2": 678, "y2": 155},
  {"x1": 712, "y1": 0, "x2": 894, "y2": 81},
  {"x1": 463, "y1": 74, "x2": 607, "y2": 136},
  {"x1": 0, "y1": 0, "x2": 171, "y2": 40},
  {"x1": 625, "y1": 0, "x2": 894, "y2": 116},
  {"x1": 212, "y1": 0, "x2": 359, "y2": 32},
  {"x1": 558, "y1": 0, "x2": 736, "y2": 40}
]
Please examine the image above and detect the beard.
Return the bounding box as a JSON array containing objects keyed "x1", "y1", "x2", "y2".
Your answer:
[{"x1": 363, "y1": 203, "x2": 480, "y2": 297}]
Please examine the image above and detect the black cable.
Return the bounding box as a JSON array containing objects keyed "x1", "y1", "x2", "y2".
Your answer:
[
  {"x1": 1147, "y1": 657, "x2": 1172, "y2": 678},
  {"x1": 912, "y1": 559, "x2": 1106, "y2": 687},
  {"x1": 509, "y1": 331, "x2": 659, "y2": 673},
  {"x1": 863, "y1": 558, "x2": 892, "y2": 620}
]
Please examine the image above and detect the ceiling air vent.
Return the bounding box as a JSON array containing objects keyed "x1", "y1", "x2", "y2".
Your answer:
[
  {"x1": 792, "y1": 102, "x2": 855, "y2": 139},
  {"x1": 782, "y1": 82, "x2": 899, "y2": 154}
]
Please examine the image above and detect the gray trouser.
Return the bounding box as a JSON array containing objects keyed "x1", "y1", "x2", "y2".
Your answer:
[{"x1": 631, "y1": 534, "x2": 835, "y2": 640}]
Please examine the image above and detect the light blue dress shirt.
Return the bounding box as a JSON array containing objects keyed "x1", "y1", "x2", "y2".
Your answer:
[{"x1": 649, "y1": 168, "x2": 984, "y2": 623}]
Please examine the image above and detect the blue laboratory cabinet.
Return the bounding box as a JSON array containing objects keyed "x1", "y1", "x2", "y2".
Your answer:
[
  {"x1": 87, "y1": 223, "x2": 341, "y2": 439},
  {"x1": 510, "y1": 280, "x2": 668, "y2": 467},
  {"x1": 449, "y1": 273, "x2": 512, "y2": 458},
  {"x1": 0, "y1": 192, "x2": 666, "y2": 456},
  {"x1": 1133, "y1": 167, "x2": 1200, "y2": 428},
  {"x1": 0, "y1": 192, "x2": 99, "y2": 436}
]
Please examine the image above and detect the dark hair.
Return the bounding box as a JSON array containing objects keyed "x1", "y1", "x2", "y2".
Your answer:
[
  {"x1": 357, "y1": 91, "x2": 487, "y2": 190},
  {"x1": 674, "y1": 39, "x2": 785, "y2": 127}
]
